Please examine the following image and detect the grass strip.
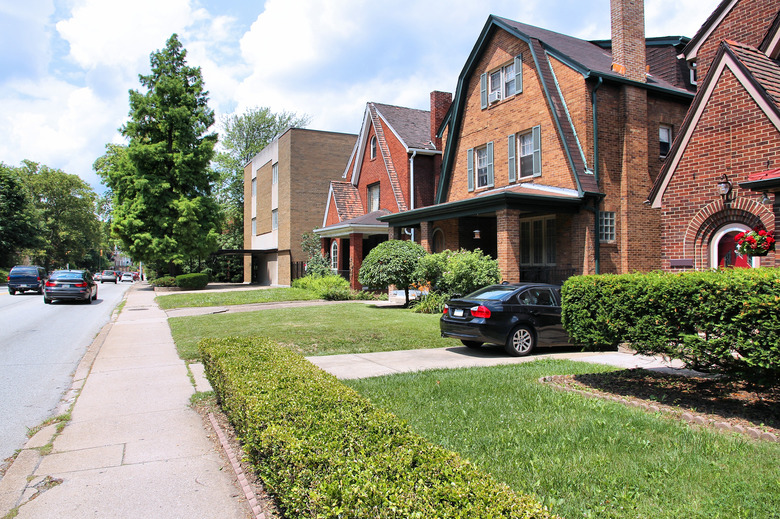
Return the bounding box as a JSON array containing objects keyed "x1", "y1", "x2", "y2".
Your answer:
[
  {"x1": 155, "y1": 287, "x2": 319, "y2": 309},
  {"x1": 169, "y1": 303, "x2": 452, "y2": 360},
  {"x1": 346, "y1": 359, "x2": 780, "y2": 519}
]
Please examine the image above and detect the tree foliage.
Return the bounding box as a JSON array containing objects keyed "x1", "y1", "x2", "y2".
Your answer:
[
  {"x1": 17, "y1": 161, "x2": 101, "y2": 271},
  {"x1": 97, "y1": 34, "x2": 220, "y2": 273},
  {"x1": 0, "y1": 162, "x2": 41, "y2": 266},
  {"x1": 301, "y1": 231, "x2": 330, "y2": 277},
  {"x1": 358, "y1": 239, "x2": 426, "y2": 305}
]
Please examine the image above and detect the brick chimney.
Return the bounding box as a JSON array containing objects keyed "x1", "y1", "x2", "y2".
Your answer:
[
  {"x1": 430, "y1": 91, "x2": 452, "y2": 151},
  {"x1": 611, "y1": 0, "x2": 646, "y2": 82}
]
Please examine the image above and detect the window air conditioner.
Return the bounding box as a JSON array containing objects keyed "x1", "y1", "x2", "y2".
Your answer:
[{"x1": 488, "y1": 91, "x2": 501, "y2": 104}]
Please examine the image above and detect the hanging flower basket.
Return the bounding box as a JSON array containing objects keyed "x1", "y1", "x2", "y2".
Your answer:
[{"x1": 735, "y1": 227, "x2": 776, "y2": 256}]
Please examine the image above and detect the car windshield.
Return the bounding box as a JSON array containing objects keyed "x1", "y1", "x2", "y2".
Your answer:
[
  {"x1": 461, "y1": 285, "x2": 518, "y2": 301},
  {"x1": 51, "y1": 272, "x2": 83, "y2": 281}
]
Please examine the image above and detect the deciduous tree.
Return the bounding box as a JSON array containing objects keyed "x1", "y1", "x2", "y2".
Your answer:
[{"x1": 358, "y1": 239, "x2": 427, "y2": 305}]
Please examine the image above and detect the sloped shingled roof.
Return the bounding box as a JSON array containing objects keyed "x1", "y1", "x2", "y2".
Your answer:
[
  {"x1": 727, "y1": 39, "x2": 780, "y2": 105},
  {"x1": 372, "y1": 103, "x2": 435, "y2": 151},
  {"x1": 330, "y1": 181, "x2": 363, "y2": 221}
]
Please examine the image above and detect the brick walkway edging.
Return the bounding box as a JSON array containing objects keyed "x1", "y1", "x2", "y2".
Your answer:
[
  {"x1": 208, "y1": 413, "x2": 267, "y2": 519},
  {"x1": 540, "y1": 375, "x2": 779, "y2": 443}
]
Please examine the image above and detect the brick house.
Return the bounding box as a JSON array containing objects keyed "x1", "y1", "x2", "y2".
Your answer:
[
  {"x1": 242, "y1": 128, "x2": 356, "y2": 285},
  {"x1": 648, "y1": 0, "x2": 780, "y2": 269},
  {"x1": 381, "y1": 0, "x2": 694, "y2": 283},
  {"x1": 314, "y1": 94, "x2": 451, "y2": 289}
]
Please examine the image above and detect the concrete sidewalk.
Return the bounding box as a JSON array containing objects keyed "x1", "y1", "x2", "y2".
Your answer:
[{"x1": 0, "y1": 284, "x2": 252, "y2": 519}]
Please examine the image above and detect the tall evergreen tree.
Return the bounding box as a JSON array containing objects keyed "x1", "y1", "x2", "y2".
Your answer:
[{"x1": 100, "y1": 34, "x2": 220, "y2": 274}]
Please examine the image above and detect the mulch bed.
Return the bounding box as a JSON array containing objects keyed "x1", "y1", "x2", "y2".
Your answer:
[{"x1": 545, "y1": 368, "x2": 779, "y2": 439}]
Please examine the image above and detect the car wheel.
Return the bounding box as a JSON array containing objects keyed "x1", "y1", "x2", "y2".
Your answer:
[
  {"x1": 37, "y1": 288, "x2": 43, "y2": 295},
  {"x1": 460, "y1": 340, "x2": 483, "y2": 349},
  {"x1": 505, "y1": 325, "x2": 535, "y2": 357},
  {"x1": 93, "y1": 289, "x2": 98, "y2": 301},
  {"x1": 44, "y1": 297, "x2": 52, "y2": 304},
  {"x1": 9, "y1": 289, "x2": 15, "y2": 295}
]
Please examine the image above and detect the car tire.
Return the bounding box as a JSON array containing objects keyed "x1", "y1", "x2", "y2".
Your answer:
[
  {"x1": 505, "y1": 325, "x2": 535, "y2": 357},
  {"x1": 9, "y1": 289, "x2": 15, "y2": 295},
  {"x1": 93, "y1": 289, "x2": 98, "y2": 301},
  {"x1": 37, "y1": 288, "x2": 43, "y2": 295},
  {"x1": 460, "y1": 340, "x2": 483, "y2": 349},
  {"x1": 44, "y1": 297, "x2": 51, "y2": 304}
]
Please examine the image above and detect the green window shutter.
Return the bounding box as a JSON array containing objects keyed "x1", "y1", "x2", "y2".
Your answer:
[
  {"x1": 467, "y1": 148, "x2": 474, "y2": 192},
  {"x1": 487, "y1": 141, "x2": 494, "y2": 188},
  {"x1": 532, "y1": 125, "x2": 541, "y2": 176},
  {"x1": 508, "y1": 134, "x2": 516, "y2": 182},
  {"x1": 515, "y1": 55, "x2": 523, "y2": 94},
  {"x1": 480, "y1": 73, "x2": 488, "y2": 109}
]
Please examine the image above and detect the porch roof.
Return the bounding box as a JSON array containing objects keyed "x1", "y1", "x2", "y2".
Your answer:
[
  {"x1": 314, "y1": 209, "x2": 390, "y2": 238},
  {"x1": 378, "y1": 183, "x2": 583, "y2": 227},
  {"x1": 739, "y1": 167, "x2": 780, "y2": 192}
]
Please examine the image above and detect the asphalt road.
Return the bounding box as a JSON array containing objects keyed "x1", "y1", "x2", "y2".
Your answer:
[{"x1": 0, "y1": 280, "x2": 132, "y2": 462}]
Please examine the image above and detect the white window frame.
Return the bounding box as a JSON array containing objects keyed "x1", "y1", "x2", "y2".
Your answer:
[
  {"x1": 271, "y1": 209, "x2": 278, "y2": 230},
  {"x1": 599, "y1": 211, "x2": 616, "y2": 242},
  {"x1": 476, "y1": 146, "x2": 489, "y2": 188},
  {"x1": 251, "y1": 177, "x2": 256, "y2": 197},
  {"x1": 251, "y1": 217, "x2": 256, "y2": 236},
  {"x1": 367, "y1": 183, "x2": 380, "y2": 212},
  {"x1": 519, "y1": 216, "x2": 556, "y2": 266},
  {"x1": 330, "y1": 241, "x2": 339, "y2": 270},
  {"x1": 480, "y1": 55, "x2": 522, "y2": 109},
  {"x1": 509, "y1": 126, "x2": 541, "y2": 181},
  {"x1": 370, "y1": 136, "x2": 377, "y2": 160},
  {"x1": 272, "y1": 163, "x2": 278, "y2": 184},
  {"x1": 467, "y1": 143, "x2": 494, "y2": 191},
  {"x1": 659, "y1": 125, "x2": 672, "y2": 158}
]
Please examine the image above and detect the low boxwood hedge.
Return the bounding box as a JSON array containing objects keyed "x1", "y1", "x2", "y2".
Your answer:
[
  {"x1": 175, "y1": 272, "x2": 208, "y2": 290},
  {"x1": 561, "y1": 268, "x2": 780, "y2": 383},
  {"x1": 200, "y1": 336, "x2": 557, "y2": 519},
  {"x1": 150, "y1": 275, "x2": 176, "y2": 287}
]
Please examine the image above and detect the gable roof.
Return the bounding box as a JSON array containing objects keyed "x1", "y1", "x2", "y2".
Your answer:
[
  {"x1": 324, "y1": 181, "x2": 363, "y2": 226},
  {"x1": 680, "y1": 0, "x2": 739, "y2": 62},
  {"x1": 648, "y1": 40, "x2": 780, "y2": 207},
  {"x1": 372, "y1": 103, "x2": 436, "y2": 151},
  {"x1": 436, "y1": 15, "x2": 694, "y2": 204}
]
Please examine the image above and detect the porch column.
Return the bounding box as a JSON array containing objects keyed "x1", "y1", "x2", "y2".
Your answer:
[
  {"x1": 388, "y1": 226, "x2": 402, "y2": 240},
  {"x1": 497, "y1": 208, "x2": 521, "y2": 282},
  {"x1": 349, "y1": 233, "x2": 363, "y2": 290},
  {"x1": 419, "y1": 221, "x2": 432, "y2": 252}
]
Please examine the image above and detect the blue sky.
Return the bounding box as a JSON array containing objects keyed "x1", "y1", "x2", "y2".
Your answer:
[{"x1": 0, "y1": 0, "x2": 720, "y2": 192}]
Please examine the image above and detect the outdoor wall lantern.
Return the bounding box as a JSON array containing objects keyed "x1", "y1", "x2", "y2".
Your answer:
[
  {"x1": 761, "y1": 191, "x2": 772, "y2": 205},
  {"x1": 716, "y1": 174, "x2": 733, "y2": 203},
  {"x1": 473, "y1": 229, "x2": 481, "y2": 240}
]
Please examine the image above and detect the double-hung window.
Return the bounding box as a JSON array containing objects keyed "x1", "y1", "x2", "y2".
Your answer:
[
  {"x1": 508, "y1": 125, "x2": 541, "y2": 182},
  {"x1": 467, "y1": 142, "x2": 494, "y2": 191},
  {"x1": 659, "y1": 125, "x2": 672, "y2": 158},
  {"x1": 480, "y1": 55, "x2": 523, "y2": 108}
]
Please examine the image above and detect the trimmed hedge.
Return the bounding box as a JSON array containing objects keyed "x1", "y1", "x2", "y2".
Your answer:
[
  {"x1": 150, "y1": 275, "x2": 177, "y2": 287},
  {"x1": 175, "y1": 272, "x2": 208, "y2": 290},
  {"x1": 200, "y1": 337, "x2": 557, "y2": 519},
  {"x1": 561, "y1": 268, "x2": 780, "y2": 382}
]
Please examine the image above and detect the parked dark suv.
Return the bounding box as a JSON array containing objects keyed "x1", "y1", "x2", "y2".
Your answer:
[{"x1": 7, "y1": 265, "x2": 47, "y2": 295}]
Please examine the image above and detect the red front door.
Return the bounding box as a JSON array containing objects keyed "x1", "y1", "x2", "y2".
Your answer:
[{"x1": 718, "y1": 232, "x2": 752, "y2": 268}]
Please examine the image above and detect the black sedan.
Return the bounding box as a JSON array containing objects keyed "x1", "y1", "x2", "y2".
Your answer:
[
  {"x1": 43, "y1": 270, "x2": 98, "y2": 304},
  {"x1": 440, "y1": 283, "x2": 571, "y2": 356}
]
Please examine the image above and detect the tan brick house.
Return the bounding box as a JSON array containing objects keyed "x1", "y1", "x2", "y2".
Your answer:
[
  {"x1": 243, "y1": 128, "x2": 356, "y2": 285},
  {"x1": 381, "y1": 1, "x2": 694, "y2": 283},
  {"x1": 314, "y1": 94, "x2": 451, "y2": 289},
  {"x1": 648, "y1": 0, "x2": 780, "y2": 270}
]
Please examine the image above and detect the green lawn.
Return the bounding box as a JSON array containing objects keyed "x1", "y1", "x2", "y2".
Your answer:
[
  {"x1": 168, "y1": 303, "x2": 452, "y2": 360},
  {"x1": 346, "y1": 360, "x2": 780, "y2": 519},
  {"x1": 155, "y1": 287, "x2": 319, "y2": 309}
]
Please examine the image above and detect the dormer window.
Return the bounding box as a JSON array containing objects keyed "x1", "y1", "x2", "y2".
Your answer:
[
  {"x1": 370, "y1": 136, "x2": 377, "y2": 160},
  {"x1": 659, "y1": 125, "x2": 672, "y2": 158}
]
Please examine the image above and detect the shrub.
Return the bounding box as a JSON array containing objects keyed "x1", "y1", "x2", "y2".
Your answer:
[
  {"x1": 410, "y1": 291, "x2": 449, "y2": 314},
  {"x1": 151, "y1": 276, "x2": 177, "y2": 287},
  {"x1": 200, "y1": 336, "x2": 557, "y2": 519},
  {"x1": 293, "y1": 274, "x2": 350, "y2": 299},
  {"x1": 562, "y1": 268, "x2": 780, "y2": 383},
  {"x1": 175, "y1": 272, "x2": 209, "y2": 290},
  {"x1": 359, "y1": 240, "x2": 427, "y2": 305},
  {"x1": 414, "y1": 249, "x2": 501, "y2": 298}
]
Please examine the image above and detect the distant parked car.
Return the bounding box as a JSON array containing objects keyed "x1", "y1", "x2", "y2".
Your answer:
[
  {"x1": 132, "y1": 271, "x2": 140, "y2": 281},
  {"x1": 440, "y1": 283, "x2": 572, "y2": 356},
  {"x1": 94, "y1": 272, "x2": 102, "y2": 281},
  {"x1": 7, "y1": 265, "x2": 47, "y2": 295},
  {"x1": 100, "y1": 270, "x2": 118, "y2": 283},
  {"x1": 43, "y1": 270, "x2": 97, "y2": 304},
  {"x1": 120, "y1": 272, "x2": 134, "y2": 283}
]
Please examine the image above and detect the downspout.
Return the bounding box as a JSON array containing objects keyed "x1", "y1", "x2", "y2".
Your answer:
[
  {"x1": 591, "y1": 77, "x2": 603, "y2": 275},
  {"x1": 409, "y1": 150, "x2": 417, "y2": 242}
]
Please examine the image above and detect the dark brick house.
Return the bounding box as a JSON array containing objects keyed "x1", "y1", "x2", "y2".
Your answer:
[
  {"x1": 648, "y1": 0, "x2": 780, "y2": 269},
  {"x1": 381, "y1": 0, "x2": 694, "y2": 283},
  {"x1": 314, "y1": 94, "x2": 451, "y2": 289}
]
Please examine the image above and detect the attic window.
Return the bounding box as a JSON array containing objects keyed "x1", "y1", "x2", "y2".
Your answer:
[
  {"x1": 370, "y1": 136, "x2": 377, "y2": 160},
  {"x1": 480, "y1": 55, "x2": 523, "y2": 109},
  {"x1": 659, "y1": 125, "x2": 672, "y2": 158}
]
